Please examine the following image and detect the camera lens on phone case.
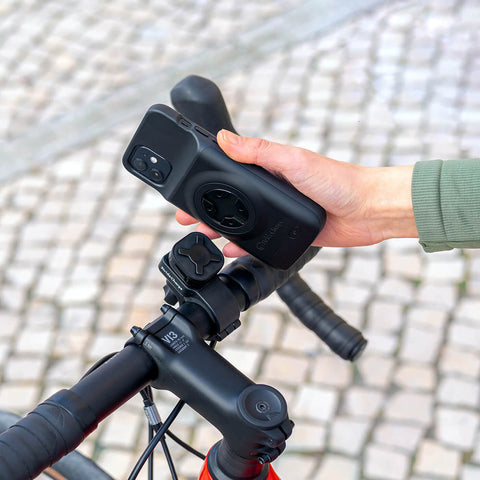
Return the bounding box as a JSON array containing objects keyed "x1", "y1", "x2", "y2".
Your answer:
[
  {"x1": 149, "y1": 169, "x2": 164, "y2": 183},
  {"x1": 132, "y1": 158, "x2": 148, "y2": 172},
  {"x1": 129, "y1": 146, "x2": 172, "y2": 184}
]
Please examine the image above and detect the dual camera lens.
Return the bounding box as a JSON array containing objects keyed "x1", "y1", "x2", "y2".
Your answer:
[{"x1": 130, "y1": 146, "x2": 171, "y2": 184}]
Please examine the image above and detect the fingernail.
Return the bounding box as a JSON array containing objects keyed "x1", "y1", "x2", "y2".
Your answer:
[{"x1": 219, "y1": 129, "x2": 241, "y2": 145}]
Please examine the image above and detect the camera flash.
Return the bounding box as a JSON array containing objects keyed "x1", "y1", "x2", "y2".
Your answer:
[{"x1": 150, "y1": 156, "x2": 158, "y2": 164}]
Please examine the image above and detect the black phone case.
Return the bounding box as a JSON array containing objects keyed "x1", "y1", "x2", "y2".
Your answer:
[{"x1": 122, "y1": 104, "x2": 326, "y2": 269}]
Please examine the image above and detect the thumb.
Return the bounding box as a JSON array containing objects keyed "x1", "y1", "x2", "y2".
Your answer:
[{"x1": 217, "y1": 129, "x2": 297, "y2": 172}]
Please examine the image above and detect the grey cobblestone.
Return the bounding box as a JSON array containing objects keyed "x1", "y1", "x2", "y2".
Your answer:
[
  {"x1": 365, "y1": 444, "x2": 410, "y2": 480},
  {"x1": 393, "y1": 363, "x2": 436, "y2": 391},
  {"x1": 413, "y1": 440, "x2": 462, "y2": 478},
  {"x1": 435, "y1": 407, "x2": 479, "y2": 451},
  {"x1": 329, "y1": 416, "x2": 371, "y2": 456},
  {"x1": 292, "y1": 384, "x2": 338, "y2": 423},
  {"x1": 311, "y1": 354, "x2": 353, "y2": 388},
  {"x1": 313, "y1": 454, "x2": 360, "y2": 480},
  {"x1": 373, "y1": 422, "x2": 424, "y2": 453},
  {"x1": 343, "y1": 387, "x2": 385, "y2": 418},
  {"x1": 357, "y1": 354, "x2": 395, "y2": 388},
  {"x1": 1, "y1": 0, "x2": 480, "y2": 479}
]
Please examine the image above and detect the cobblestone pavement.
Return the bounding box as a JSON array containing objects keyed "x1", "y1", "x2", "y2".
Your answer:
[{"x1": 1, "y1": 0, "x2": 480, "y2": 479}]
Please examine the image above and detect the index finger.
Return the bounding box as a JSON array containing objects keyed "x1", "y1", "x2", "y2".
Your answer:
[{"x1": 175, "y1": 209, "x2": 198, "y2": 225}]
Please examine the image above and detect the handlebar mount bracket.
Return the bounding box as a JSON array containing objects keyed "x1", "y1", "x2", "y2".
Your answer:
[{"x1": 159, "y1": 232, "x2": 242, "y2": 341}]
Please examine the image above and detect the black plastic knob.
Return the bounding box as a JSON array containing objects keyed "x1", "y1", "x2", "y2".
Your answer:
[{"x1": 169, "y1": 233, "x2": 224, "y2": 287}]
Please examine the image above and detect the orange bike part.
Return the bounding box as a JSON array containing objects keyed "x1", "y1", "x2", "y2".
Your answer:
[{"x1": 199, "y1": 458, "x2": 281, "y2": 480}]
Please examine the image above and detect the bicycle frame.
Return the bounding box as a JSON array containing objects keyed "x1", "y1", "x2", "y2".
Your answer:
[{"x1": 199, "y1": 455, "x2": 282, "y2": 480}]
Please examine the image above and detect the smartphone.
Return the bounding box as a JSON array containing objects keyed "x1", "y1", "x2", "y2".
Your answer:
[{"x1": 122, "y1": 104, "x2": 326, "y2": 269}]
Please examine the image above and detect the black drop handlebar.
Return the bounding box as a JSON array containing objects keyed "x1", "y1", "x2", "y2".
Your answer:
[
  {"x1": 0, "y1": 240, "x2": 317, "y2": 480},
  {"x1": 0, "y1": 75, "x2": 367, "y2": 480},
  {"x1": 0, "y1": 345, "x2": 155, "y2": 480}
]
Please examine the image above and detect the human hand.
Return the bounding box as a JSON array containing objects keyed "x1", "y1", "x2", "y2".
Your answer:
[{"x1": 176, "y1": 130, "x2": 418, "y2": 257}]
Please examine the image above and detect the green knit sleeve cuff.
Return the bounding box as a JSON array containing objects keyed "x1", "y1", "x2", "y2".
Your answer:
[{"x1": 412, "y1": 159, "x2": 480, "y2": 252}]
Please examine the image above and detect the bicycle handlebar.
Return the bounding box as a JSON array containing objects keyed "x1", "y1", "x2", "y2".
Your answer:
[
  {"x1": 0, "y1": 235, "x2": 318, "y2": 480},
  {"x1": 277, "y1": 274, "x2": 366, "y2": 360},
  {"x1": 0, "y1": 346, "x2": 156, "y2": 480},
  {"x1": 0, "y1": 75, "x2": 367, "y2": 480},
  {"x1": 171, "y1": 75, "x2": 238, "y2": 135}
]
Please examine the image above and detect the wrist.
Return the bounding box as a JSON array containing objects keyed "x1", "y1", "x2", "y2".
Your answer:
[{"x1": 365, "y1": 165, "x2": 418, "y2": 241}]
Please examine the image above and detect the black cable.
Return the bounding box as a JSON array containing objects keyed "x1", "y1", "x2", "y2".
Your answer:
[
  {"x1": 80, "y1": 352, "x2": 119, "y2": 379},
  {"x1": 160, "y1": 436, "x2": 178, "y2": 480},
  {"x1": 148, "y1": 424, "x2": 154, "y2": 480},
  {"x1": 141, "y1": 387, "x2": 165, "y2": 479},
  {"x1": 141, "y1": 386, "x2": 206, "y2": 460},
  {"x1": 131, "y1": 322, "x2": 218, "y2": 479},
  {"x1": 165, "y1": 430, "x2": 206, "y2": 460},
  {"x1": 143, "y1": 387, "x2": 154, "y2": 480},
  {"x1": 128, "y1": 400, "x2": 185, "y2": 480},
  {"x1": 140, "y1": 385, "x2": 154, "y2": 403}
]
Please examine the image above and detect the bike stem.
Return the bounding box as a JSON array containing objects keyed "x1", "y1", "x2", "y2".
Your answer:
[{"x1": 128, "y1": 306, "x2": 293, "y2": 480}]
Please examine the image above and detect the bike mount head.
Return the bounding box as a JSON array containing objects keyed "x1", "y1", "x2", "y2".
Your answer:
[{"x1": 159, "y1": 232, "x2": 243, "y2": 341}]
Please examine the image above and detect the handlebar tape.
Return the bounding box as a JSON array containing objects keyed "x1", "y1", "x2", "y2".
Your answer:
[
  {"x1": 0, "y1": 390, "x2": 96, "y2": 480},
  {"x1": 0, "y1": 345, "x2": 155, "y2": 480},
  {"x1": 277, "y1": 273, "x2": 367, "y2": 361}
]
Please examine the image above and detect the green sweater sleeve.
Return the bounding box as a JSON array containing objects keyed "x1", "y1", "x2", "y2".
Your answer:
[{"x1": 412, "y1": 159, "x2": 480, "y2": 252}]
